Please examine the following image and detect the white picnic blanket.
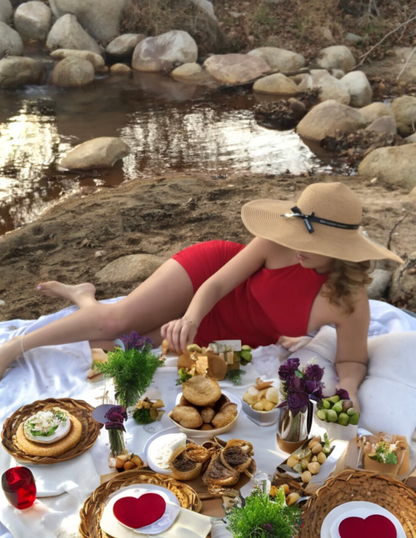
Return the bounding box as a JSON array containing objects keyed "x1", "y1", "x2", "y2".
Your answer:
[{"x1": 0, "y1": 299, "x2": 416, "y2": 538}]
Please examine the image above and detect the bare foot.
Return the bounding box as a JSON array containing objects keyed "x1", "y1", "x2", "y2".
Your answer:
[
  {"x1": 36, "y1": 281, "x2": 96, "y2": 308},
  {"x1": 0, "y1": 337, "x2": 22, "y2": 380}
]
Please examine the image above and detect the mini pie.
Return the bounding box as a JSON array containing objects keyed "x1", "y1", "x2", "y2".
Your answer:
[
  {"x1": 182, "y1": 376, "x2": 221, "y2": 407},
  {"x1": 15, "y1": 414, "x2": 82, "y2": 457}
]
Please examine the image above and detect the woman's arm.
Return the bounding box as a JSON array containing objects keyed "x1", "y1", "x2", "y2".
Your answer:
[
  {"x1": 334, "y1": 290, "x2": 370, "y2": 411},
  {"x1": 162, "y1": 238, "x2": 289, "y2": 352}
]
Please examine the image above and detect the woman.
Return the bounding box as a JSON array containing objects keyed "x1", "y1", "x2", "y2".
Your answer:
[{"x1": 0, "y1": 182, "x2": 403, "y2": 409}]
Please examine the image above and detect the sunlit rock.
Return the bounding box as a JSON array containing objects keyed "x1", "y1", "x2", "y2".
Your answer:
[
  {"x1": 0, "y1": 56, "x2": 45, "y2": 88},
  {"x1": 95, "y1": 254, "x2": 165, "y2": 283},
  {"x1": 0, "y1": 0, "x2": 13, "y2": 23},
  {"x1": 48, "y1": 0, "x2": 127, "y2": 43},
  {"x1": 367, "y1": 269, "x2": 391, "y2": 300},
  {"x1": 191, "y1": 0, "x2": 216, "y2": 20},
  {"x1": 341, "y1": 71, "x2": 372, "y2": 107},
  {"x1": 248, "y1": 47, "x2": 305, "y2": 72},
  {"x1": 297, "y1": 69, "x2": 350, "y2": 105},
  {"x1": 171, "y1": 62, "x2": 202, "y2": 78},
  {"x1": 0, "y1": 21, "x2": 24, "y2": 57},
  {"x1": 406, "y1": 133, "x2": 416, "y2": 143},
  {"x1": 253, "y1": 73, "x2": 298, "y2": 95},
  {"x1": 106, "y1": 34, "x2": 145, "y2": 61},
  {"x1": 59, "y1": 137, "x2": 130, "y2": 170},
  {"x1": 316, "y1": 45, "x2": 356, "y2": 73},
  {"x1": 50, "y1": 57, "x2": 95, "y2": 87},
  {"x1": 297, "y1": 99, "x2": 364, "y2": 141},
  {"x1": 359, "y1": 102, "x2": 394, "y2": 124},
  {"x1": 330, "y1": 69, "x2": 345, "y2": 79},
  {"x1": 51, "y1": 49, "x2": 105, "y2": 72},
  {"x1": 132, "y1": 30, "x2": 198, "y2": 72},
  {"x1": 46, "y1": 14, "x2": 102, "y2": 55},
  {"x1": 204, "y1": 53, "x2": 269, "y2": 84},
  {"x1": 389, "y1": 251, "x2": 416, "y2": 310},
  {"x1": 358, "y1": 144, "x2": 416, "y2": 190},
  {"x1": 14, "y1": 1, "x2": 52, "y2": 41},
  {"x1": 110, "y1": 63, "x2": 131, "y2": 74},
  {"x1": 365, "y1": 115, "x2": 396, "y2": 134},
  {"x1": 391, "y1": 95, "x2": 416, "y2": 137}
]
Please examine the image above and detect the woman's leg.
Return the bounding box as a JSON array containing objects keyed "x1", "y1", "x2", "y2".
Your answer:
[{"x1": 0, "y1": 260, "x2": 194, "y2": 379}]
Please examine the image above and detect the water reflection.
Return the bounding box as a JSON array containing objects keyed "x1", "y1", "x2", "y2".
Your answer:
[{"x1": 0, "y1": 73, "x2": 326, "y2": 235}]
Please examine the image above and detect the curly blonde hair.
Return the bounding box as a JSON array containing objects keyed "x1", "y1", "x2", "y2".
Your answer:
[{"x1": 321, "y1": 260, "x2": 373, "y2": 315}]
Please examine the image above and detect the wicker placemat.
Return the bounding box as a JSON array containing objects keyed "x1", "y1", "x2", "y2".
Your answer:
[
  {"x1": 79, "y1": 469, "x2": 202, "y2": 538},
  {"x1": 299, "y1": 469, "x2": 416, "y2": 538},
  {"x1": 1, "y1": 398, "x2": 102, "y2": 465}
]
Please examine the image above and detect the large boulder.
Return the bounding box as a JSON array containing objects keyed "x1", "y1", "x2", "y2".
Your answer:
[
  {"x1": 50, "y1": 49, "x2": 105, "y2": 72},
  {"x1": 0, "y1": 21, "x2": 24, "y2": 57},
  {"x1": 360, "y1": 102, "x2": 394, "y2": 124},
  {"x1": 50, "y1": 57, "x2": 95, "y2": 87},
  {"x1": 95, "y1": 254, "x2": 164, "y2": 283},
  {"x1": 247, "y1": 47, "x2": 305, "y2": 72},
  {"x1": 204, "y1": 53, "x2": 269, "y2": 84},
  {"x1": 46, "y1": 14, "x2": 102, "y2": 56},
  {"x1": 297, "y1": 99, "x2": 364, "y2": 141},
  {"x1": 48, "y1": 0, "x2": 127, "y2": 43},
  {"x1": 391, "y1": 95, "x2": 416, "y2": 137},
  {"x1": 358, "y1": 143, "x2": 416, "y2": 190},
  {"x1": 132, "y1": 30, "x2": 198, "y2": 73},
  {"x1": 341, "y1": 71, "x2": 372, "y2": 107},
  {"x1": 14, "y1": 1, "x2": 52, "y2": 41},
  {"x1": 59, "y1": 137, "x2": 130, "y2": 170},
  {"x1": 253, "y1": 73, "x2": 298, "y2": 95},
  {"x1": 106, "y1": 34, "x2": 145, "y2": 61},
  {"x1": 297, "y1": 69, "x2": 350, "y2": 105},
  {"x1": 0, "y1": 56, "x2": 45, "y2": 88},
  {"x1": 365, "y1": 116, "x2": 396, "y2": 134},
  {"x1": 0, "y1": 0, "x2": 12, "y2": 23},
  {"x1": 316, "y1": 45, "x2": 356, "y2": 73}
]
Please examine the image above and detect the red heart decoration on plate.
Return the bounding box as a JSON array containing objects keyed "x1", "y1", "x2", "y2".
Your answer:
[
  {"x1": 339, "y1": 514, "x2": 397, "y2": 538},
  {"x1": 113, "y1": 493, "x2": 166, "y2": 529}
]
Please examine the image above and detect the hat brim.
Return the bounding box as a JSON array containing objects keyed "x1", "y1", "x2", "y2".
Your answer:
[{"x1": 241, "y1": 199, "x2": 403, "y2": 264}]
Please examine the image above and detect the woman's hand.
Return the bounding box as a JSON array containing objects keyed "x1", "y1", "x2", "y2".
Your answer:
[
  {"x1": 160, "y1": 318, "x2": 198, "y2": 354},
  {"x1": 278, "y1": 335, "x2": 312, "y2": 353}
]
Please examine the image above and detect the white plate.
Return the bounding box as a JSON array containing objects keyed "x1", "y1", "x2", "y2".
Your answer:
[
  {"x1": 320, "y1": 501, "x2": 406, "y2": 538},
  {"x1": 169, "y1": 390, "x2": 242, "y2": 440},
  {"x1": 144, "y1": 427, "x2": 188, "y2": 476},
  {"x1": 101, "y1": 484, "x2": 180, "y2": 535}
]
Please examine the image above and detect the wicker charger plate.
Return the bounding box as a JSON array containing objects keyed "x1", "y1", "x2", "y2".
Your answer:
[
  {"x1": 299, "y1": 469, "x2": 416, "y2": 538},
  {"x1": 1, "y1": 398, "x2": 102, "y2": 465},
  {"x1": 79, "y1": 469, "x2": 202, "y2": 538}
]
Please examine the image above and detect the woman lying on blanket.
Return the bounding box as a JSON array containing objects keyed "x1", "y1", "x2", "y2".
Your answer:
[{"x1": 0, "y1": 182, "x2": 403, "y2": 410}]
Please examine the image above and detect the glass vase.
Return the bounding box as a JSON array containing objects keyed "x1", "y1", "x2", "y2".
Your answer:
[
  {"x1": 108, "y1": 428, "x2": 127, "y2": 457},
  {"x1": 276, "y1": 404, "x2": 312, "y2": 453}
]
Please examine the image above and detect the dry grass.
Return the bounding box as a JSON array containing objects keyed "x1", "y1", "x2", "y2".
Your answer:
[{"x1": 120, "y1": 0, "x2": 227, "y2": 56}]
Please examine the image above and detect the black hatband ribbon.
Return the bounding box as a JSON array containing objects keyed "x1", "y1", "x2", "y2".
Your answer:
[{"x1": 281, "y1": 206, "x2": 360, "y2": 234}]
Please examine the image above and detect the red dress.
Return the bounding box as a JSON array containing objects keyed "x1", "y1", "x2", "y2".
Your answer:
[{"x1": 173, "y1": 240, "x2": 328, "y2": 348}]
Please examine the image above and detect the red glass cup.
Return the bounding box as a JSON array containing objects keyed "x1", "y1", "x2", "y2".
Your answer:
[{"x1": 1, "y1": 467, "x2": 36, "y2": 509}]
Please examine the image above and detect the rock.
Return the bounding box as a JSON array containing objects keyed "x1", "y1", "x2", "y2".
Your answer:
[
  {"x1": 341, "y1": 71, "x2": 372, "y2": 107},
  {"x1": 360, "y1": 102, "x2": 394, "y2": 124},
  {"x1": 0, "y1": 21, "x2": 24, "y2": 57},
  {"x1": 0, "y1": 0, "x2": 12, "y2": 23},
  {"x1": 59, "y1": 137, "x2": 130, "y2": 170},
  {"x1": 46, "y1": 14, "x2": 102, "y2": 56},
  {"x1": 317, "y1": 27, "x2": 335, "y2": 43},
  {"x1": 331, "y1": 69, "x2": 345, "y2": 79},
  {"x1": 393, "y1": 47, "x2": 416, "y2": 62},
  {"x1": 358, "y1": 143, "x2": 416, "y2": 190},
  {"x1": 110, "y1": 63, "x2": 131, "y2": 74},
  {"x1": 406, "y1": 133, "x2": 416, "y2": 143},
  {"x1": 0, "y1": 56, "x2": 45, "y2": 88},
  {"x1": 95, "y1": 254, "x2": 165, "y2": 283},
  {"x1": 367, "y1": 269, "x2": 391, "y2": 299},
  {"x1": 297, "y1": 99, "x2": 364, "y2": 141},
  {"x1": 297, "y1": 69, "x2": 350, "y2": 105},
  {"x1": 132, "y1": 30, "x2": 198, "y2": 73},
  {"x1": 14, "y1": 1, "x2": 52, "y2": 41},
  {"x1": 48, "y1": 0, "x2": 127, "y2": 43},
  {"x1": 410, "y1": 186, "x2": 416, "y2": 198},
  {"x1": 391, "y1": 95, "x2": 416, "y2": 134},
  {"x1": 204, "y1": 53, "x2": 270, "y2": 84},
  {"x1": 247, "y1": 47, "x2": 305, "y2": 72},
  {"x1": 253, "y1": 73, "x2": 298, "y2": 95},
  {"x1": 171, "y1": 62, "x2": 202, "y2": 77},
  {"x1": 106, "y1": 34, "x2": 145, "y2": 61},
  {"x1": 191, "y1": 0, "x2": 216, "y2": 20},
  {"x1": 389, "y1": 252, "x2": 416, "y2": 309},
  {"x1": 316, "y1": 45, "x2": 356, "y2": 73},
  {"x1": 51, "y1": 49, "x2": 105, "y2": 72},
  {"x1": 50, "y1": 57, "x2": 95, "y2": 87},
  {"x1": 345, "y1": 32, "x2": 364, "y2": 44},
  {"x1": 365, "y1": 115, "x2": 396, "y2": 134}
]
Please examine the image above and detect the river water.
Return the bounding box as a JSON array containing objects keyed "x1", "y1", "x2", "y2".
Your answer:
[{"x1": 0, "y1": 71, "x2": 336, "y2": 235}]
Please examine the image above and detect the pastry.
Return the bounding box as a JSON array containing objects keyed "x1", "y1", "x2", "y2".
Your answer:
[
  {"x1": 182, "y1": 376, "x2": 222, "y2": 407},
  {"x1": 169, "y1": 443, "x2": 212, "y2": 481},
  {"x1": 169, "y1": 406, "x2": 203, "y2": 429},
  {"x1": 202, "y1": 453, "x2": 240, "y2": 486},
  {"x1": 200, "y1": 407, "x2": 216, "y2": 423},
  {"x1": 212, "y1": 403, "x2": 238, "y2": 429},
  {"x1": 221, "y1": 439, "x2": 254, "y2": 473}
]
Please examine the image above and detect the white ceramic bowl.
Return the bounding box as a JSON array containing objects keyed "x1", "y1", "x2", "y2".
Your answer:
[
  {"x1": 144, "y1": 427, "x2": 187, "y2": 475},
  {"x1": 242, "y1": 400, "x2": 280, "y2": 427},
  {"x1": 169, "y1": 390, "x2": 242, "y2": 440}
]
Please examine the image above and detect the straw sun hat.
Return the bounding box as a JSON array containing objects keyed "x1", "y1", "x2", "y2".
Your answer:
[{"x1": 241, "y1": 182, "x2": 403, "y2": 264}]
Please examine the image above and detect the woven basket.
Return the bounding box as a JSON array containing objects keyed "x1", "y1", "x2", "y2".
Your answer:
[
  {"x1": 299, "y1": 469, "x2": 416, "y2": 538},
  {"x1": 1, "y1": 398, "x2": 102, "y2": 465},
  {"x1": 79, "y1": 469, "x2": 202, "y2": 538}
]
